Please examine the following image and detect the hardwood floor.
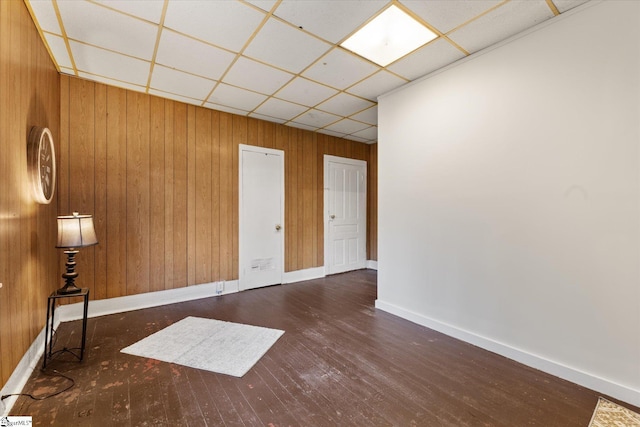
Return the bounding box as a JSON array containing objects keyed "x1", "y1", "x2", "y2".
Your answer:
[{"x1": 9, "y1": 270, "x2": 635, "y2": 425}]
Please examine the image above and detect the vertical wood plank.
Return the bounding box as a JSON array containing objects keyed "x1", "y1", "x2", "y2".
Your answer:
[
  {"x1": 94, "y1": 82, "x2": 108, "y2": 300},
  {"x1": 316, "y1": 134, "x2": 326, "y2": 267},
  {"x1": 173, "y1": 103, "x2": 188, "y2": 288},
  {"x1": 310, "y1": 133, "x2": 318, "y2": 268},
  {"x1": 263, "y1": 120, "x2": 275, "y2": 149},
  {"x1": 195, "y1": 107, "x2": 212, "y2": 284},
  {"x1": 352, "y1": 141, "x2": 367, "y2": 161},
  {"x1": 288, "y1": 128, "x2": 299, "y2": 271},
  {"x1": 274, "y1": 123, "x2": 286, "y2": 152},
  {"x1": 149, "y1": 96, "x2": 166, "y2": 292},
  {"x1": 248, "y1": 117, "x2": 259, "y2": 147},
  {"x1": 219, "y1": 112, "x2": 233, "y2": 281},
  {"x1": 69, "y1": 77, "x2": 96, "y2": 295},
  {"x1": 210, "y1": 110, "x2": 221, "y2": 282},
  {"x1": 296, "y1": 130, "x2": 305, "y2": 270},
  {"x1": 23, "y1": 0, "x2": 34, "y2": 374},
  {"x1": 301, "y1": 131, "x2": 314, "y2": 269},
  {"x1": 164, "y1": 101, "x2": 175, "y2": 289},
  {"x1": 105, "y1": 85, "x2": 127, "y2": 298},
  {"x1": 22, "y1": 12, "x2": 36, "y2": 346},
  {"x1": 126, "y1": 91, "x2": 150, "y2": 296},
  {"x1": 232, "y1": 115, "x2": 247, "y2": 280},
  {"x1": 59, "y1": 75, "x2": 70, "y2": 214},
  {"x1": 186, "y1": 105, "x2": 196, "y2": 285}
]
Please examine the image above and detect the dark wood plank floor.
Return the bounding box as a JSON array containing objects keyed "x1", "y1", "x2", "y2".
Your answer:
[{"x1": 10, "y1": 270, "x2": 637, "y2": 426}]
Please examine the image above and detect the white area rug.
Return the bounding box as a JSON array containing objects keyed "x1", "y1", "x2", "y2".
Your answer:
[{"x1": 121, "y1": 316, "x2": 284, "y2": 377}]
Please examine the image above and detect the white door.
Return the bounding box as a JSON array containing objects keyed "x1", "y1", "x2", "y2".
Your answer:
[
  {"x1": 324, "y1": 155, "x2": 367, "y2": 275},
  {"x1": 239, "y1": 145, "x2": 284, "y2": 290}
]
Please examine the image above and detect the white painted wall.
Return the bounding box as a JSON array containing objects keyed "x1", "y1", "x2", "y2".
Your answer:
[{"x1": 377, "y1": 1, "x2": 640, "y2": 406}]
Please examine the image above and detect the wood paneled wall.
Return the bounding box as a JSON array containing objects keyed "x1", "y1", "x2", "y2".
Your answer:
[
  {"x1": 0, "y1": 0, "x2": 61, "y2": 390},
  {"x1": 60, "y1": 76, "x2": 378, "y2": 301}
]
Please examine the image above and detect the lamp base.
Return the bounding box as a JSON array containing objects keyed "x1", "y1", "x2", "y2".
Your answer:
[
  {"x1": 56, "y1": 284, "x2": 83, "y2": 295},
  {"x1": 59, "y1": 249, "x2": 81, "y2": 295}
]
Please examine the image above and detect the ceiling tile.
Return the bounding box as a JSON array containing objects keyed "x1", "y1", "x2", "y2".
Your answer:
[
  {"x1": 27, "y1": 0, "x2": 62, "y2": 35},
  {"x1": 164, "y1": 0, "x2": 265, "y2": 52},
  {"x1": 93, "y1": 0, "x2": 165, "y2": 23},
  {"x1": 58, "y1": 1, "x2": 158, "y2": 60},
  {"x1": 553, "y1": 0, "x2": 590, "y2": 13},
  {"x1": 253, "y1": 98, "x2": 309, "y2": 121},
  {"x1": 324, "y1": 118, "x2": 370, "y2": 135},
  {"x1": 155, "y1": 29, "x2": 236, "y2": 80},
  {"x1": 346, "y1": 70, "x2": 407, "y2": 101},
  {"x1": 388, "y1": 38, "x2": 466, "y2": 80},
  {"x1": 288, "y1": 122, "x2": 317, "y2": 132},
  {"x1": 207, "y1": 104, "x2": 250, "y2": 116},
  {"x1": 249, "y1": 112, "x2": 287, "y2": 124},
  {"x1": 71, "y1": 41, "x2": 150, "y2": 86},
  {"x1": 245, "y1": 1, "x2": 278, "y2": 13},
  {"x1": 351, "y1": 126, "x2": 378, "y2": 141},
  {"x1": 448, "y1": 0, "x2": 555, "y2": 54},
  {"x1": 43, "y1": 34, "x2": 72, "y2": 69},
  {"x1": 78, "y1": 72, "x2": 146, "y2": 93},
  {"x1": 244, "y1": 18, "x2": 331, "y2": 74},
  {"x1": 316, "y1": 93, "x2": 374, "y2": 117},
  {"x1": 273, "y1": 0, "x2": 388, "y2": 43},
  {"x1": 318, "y1": 129, "x2": 347, "y2": 138},
  {"x1": 208, "y1": 83, "x2": 267, "y2": 112},
  {"x1": 223, "y1": 57, "x2": 294, "y2": 95},
  {"x1": 150, "y1": 65, "x2": 216, "y2": 100},
  {"x1": 149, "y1": 88, "x2": 202, "y2": 106},
  {"x1": 292, "y1": 109, "x2": 341, "y2": 129},
  {"x1": 400, "y1": 0, "x2": 503, "y2": 34},
  {"x1": 274, "y1": 77, "x2": 338, "y2": 107},
  {"x1": 350, "y1": 105, "x2": 378, "y2": 125},
  {"x1": 303, "y1": 48, "x2": 379, "y2": 90}
]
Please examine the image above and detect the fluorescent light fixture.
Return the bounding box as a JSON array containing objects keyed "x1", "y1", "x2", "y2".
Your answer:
[{"x1": 341, "y1": 5, "x2": 437, "y2": 67}]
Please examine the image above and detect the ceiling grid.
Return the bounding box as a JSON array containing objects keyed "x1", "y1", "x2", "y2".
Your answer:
[{"x1": 25, "y1": 0, "x2": 591, "y2": 144}]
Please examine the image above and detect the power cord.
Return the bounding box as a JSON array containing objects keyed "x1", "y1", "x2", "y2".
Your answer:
[
  {"x1": 0, "y1": 369, "x2": 75, "y2": 402},
  {"x1": 1, "y1": 327, "x2": 76, "y2": 405}
]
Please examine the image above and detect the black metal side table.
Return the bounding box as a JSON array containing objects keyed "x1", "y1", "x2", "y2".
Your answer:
[{"x1": 43, "y1": 288, "x2": 90, "y2": 369}]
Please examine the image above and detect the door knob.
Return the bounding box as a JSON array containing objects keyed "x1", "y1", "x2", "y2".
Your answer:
[
  {"x1": 275, "y1": 224, "x2": 282, "y2": 231},
  {"x1": 330, "y1": 215, "x2": 335, "y2": 219}
]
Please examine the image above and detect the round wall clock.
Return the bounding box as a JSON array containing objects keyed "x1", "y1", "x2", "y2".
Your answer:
[{"x1": 27, "y1": 126, "x2": 56, "y2": 204}]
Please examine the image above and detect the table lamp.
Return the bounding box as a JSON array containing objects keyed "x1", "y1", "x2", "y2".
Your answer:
[{"x1": 56, "y1": 212, "x2": 98, "y2": 295}]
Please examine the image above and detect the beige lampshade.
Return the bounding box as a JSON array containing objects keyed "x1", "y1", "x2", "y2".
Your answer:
[{"x1": 56, "y1": 212, "x2": 98, "y2": 249}]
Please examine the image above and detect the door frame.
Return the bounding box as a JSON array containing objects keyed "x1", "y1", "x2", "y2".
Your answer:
[
  {"x1": 323, "y1": 155, "x2": 367, "y2": 275},
  {"x1": 239, "y1": 144, "x2": 285, "y2": 290}
]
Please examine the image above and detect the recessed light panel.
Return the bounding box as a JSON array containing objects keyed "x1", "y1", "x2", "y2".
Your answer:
[{"x1": 340, "y1": 5, "x2": 437, "y2": 67}]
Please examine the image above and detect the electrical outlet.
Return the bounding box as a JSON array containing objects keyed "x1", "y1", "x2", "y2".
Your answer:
[{"x1": 216, "y1": 281, "x2": 224, "y2": 294}]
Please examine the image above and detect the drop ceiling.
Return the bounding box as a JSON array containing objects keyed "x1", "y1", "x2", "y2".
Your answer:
[{"x1": 26, "y1": 0, "x2": 590, "y2": 144}]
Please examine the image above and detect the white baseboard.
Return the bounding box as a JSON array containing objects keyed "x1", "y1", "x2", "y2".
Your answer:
[
  {"x1": 375, "y1": 299, "x2": 640, "y2": 408},
  {"x1": 366, "y1": 260, "x2": 378, "y2": 270},
  {"x1": 59, "y1": 280, "x2": 240, "y2": 322},
  {"x1": 282, "y1": 267, "x2": 325, "y2": 284},
  {"x1": 0, "y1": 313, "x2": 60, "y2": 416}
]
